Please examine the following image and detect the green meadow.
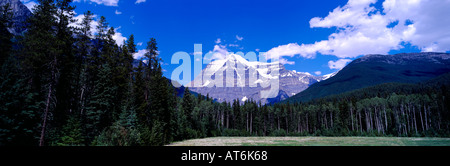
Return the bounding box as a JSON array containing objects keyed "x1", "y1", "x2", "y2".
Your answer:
[{"x1": 168, "y1": 137, "x2": 450, "y2": 146}]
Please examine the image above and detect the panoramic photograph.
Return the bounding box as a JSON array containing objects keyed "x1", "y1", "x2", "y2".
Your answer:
[{"x1": 1, "y1": 0, "x2": 450, "y2": 162}]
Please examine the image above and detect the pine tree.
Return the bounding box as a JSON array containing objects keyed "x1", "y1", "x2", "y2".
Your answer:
[
  {"x1": 133, "y1": 37, "x2": 176, "y2": 145},
  {"x1": 144, "y1": 38, "x2": 159, "y2": 73},
  {"x1": 0, "y1": 44, "x2": 40, "y2": 146},
  {"x1": 148, "y1": 63, "x2": 175, "y2": 144},
  {"x1": 0, "y1": 3, "x2": 13, "y2": 67},
  {"x1": 182, "y1": 87, "x2": 194, "y2": 128},
  {"x1": 143, "y1": 37, "x2": 159, "y2": 113},
  {"x1": 19, "y1": 0, "x2": 64, "y2": 146},
  {"x1": 76, "y1": 10, "x2": 94, "y2": 116},
  {"x1": 0, "y1": 2, "x2": 42, "y2": 146},
  {"x1": 134, "y1": 61, "x2": 147, "y2": 126},
  {"x1": 57, "y1": 115, "x2": 84, "y2": 146},
  {"x1": 95, "y1": 16, "x2": 108, "y2": 41},
  {"x1": 85, "y1": 63, "x2": 116, "y2": 142},
  {"x1": 53, "y1": 0, "x2": 77, "y2": 142}
]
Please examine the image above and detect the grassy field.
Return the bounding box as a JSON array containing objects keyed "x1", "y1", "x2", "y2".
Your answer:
[{"x1": 167, "y1": 137, "x2": 450, "y2": 146}]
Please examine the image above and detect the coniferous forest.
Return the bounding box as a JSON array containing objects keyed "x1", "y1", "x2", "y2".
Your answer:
[{"x1": 1, "y1": 0, "x2": 450, "y2": 146}]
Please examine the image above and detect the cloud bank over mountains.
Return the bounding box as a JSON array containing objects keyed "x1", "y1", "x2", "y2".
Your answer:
[{"x1": 265, "y1": 0, "x2": 450, "y2": 69}]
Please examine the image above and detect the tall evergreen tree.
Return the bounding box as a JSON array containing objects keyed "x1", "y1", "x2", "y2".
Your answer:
[
  {"x1": 134, "y1": 61, "x2": 147, "y2": 126},
  {"x1": 182, "y1": 87, "x2": 194, "y2": 128},
  {"x1": 144, "y1": 38, "x2": 159, "y2": 73},
  {"x1": 52, "y1": 0, "x2": 77, "y2": 143},
  {"x1": 76, "y1": 10, "x2": 94, "y2": 117},
  {"x1": 85, "y1": 17, "x2": 120, "y2": 143},
  {"x1": 19, "y1": 0, "x2": 62, "y2": 146},
  {"x1": 0, "y1": 3, "x2": 13, "y2": 67},
  {"x1": 85, "y1": 63, "x2": 116, "y2": 142}
]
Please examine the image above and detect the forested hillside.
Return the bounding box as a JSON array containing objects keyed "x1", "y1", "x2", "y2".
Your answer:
[
  {"x1": 0, "y1": 0, "x2": 176, "y2": 146},
  {"x1": 286, "y1": 53, "x2": 450, "y2": 103},
  {"x1": 0, "y1": 1, "x2": 449, "y2": 146}
]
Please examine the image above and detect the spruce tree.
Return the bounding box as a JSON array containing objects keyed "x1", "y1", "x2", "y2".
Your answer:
[
  {"x1": 144, "y1": 38, "x2": 159, "y2": 73},
  {"x1": 53, "y1": 0, "x2": 77, "y2": 142},
  {"x1": 20, "y1": 0, "x2": 62, "y2": 146},
  {"x1": 0, "y1": 3, "x2": 13, "y2": 66},
  {"x1": 0, "y1": 57, "x2": 40, "y2": 145},
  {"x1": 57, "y1": 115, "x2": 84, "y2": 146},
  {"x1": 85, "y1": 17, "x2": 119, "y2": 143},
  {"x1": 85, "y1": 63, "x2": 116, "y2": 142},
  {"x1": 76, "y1": 10, "x2": 94, "y2": 117},
  {"x1": 0, "y1": 2, "x2": 42, "y2": 146},
  {"x1": 148, "y1": 62, "x2": 175, "y2": 144},
  {"x1": 134, "y1": 61, "x2": 147, "y2": 126},
  {"x1": 182, "y1": 87, "x2": 194, "y2": 128}
]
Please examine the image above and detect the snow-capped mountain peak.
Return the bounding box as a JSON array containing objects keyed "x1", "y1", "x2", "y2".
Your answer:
[
  {"x1": 319, "y1": 70, "x2": 339, "y2": 81},
  {"x1": 188, "y1": 53, "x2": 337, "y2": 104}
]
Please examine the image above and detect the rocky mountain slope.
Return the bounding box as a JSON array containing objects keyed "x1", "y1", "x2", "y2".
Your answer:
[
  {"x1": 0, "y1": 0, "x2": 32, "y2": 35},
  {"x1": 187, "y1": 53, "x2": 335, "y2": 104},
  {"x1": 284, "y1": 52, "x2": 450, "y2": 103}
]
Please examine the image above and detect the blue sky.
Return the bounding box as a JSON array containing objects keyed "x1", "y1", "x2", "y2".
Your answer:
[{"x1": 21, "y1": 0, "x2": 450, "y2": 80}]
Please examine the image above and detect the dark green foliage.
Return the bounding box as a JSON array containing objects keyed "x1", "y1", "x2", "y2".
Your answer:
[
  {"x1": 135, "y1": 38, "x2": 176, "y2": 145},
  {"x1": 18, "y1": 0, "x2": 67, "y2": 146},
  {"x1": 1, "y1": 1, "x2": 449, "y2": 146},
  {"x1": 182, "y1": 87, "x2": 194, "y2": 127},
  {"x1": 0, "y1": 54, "x2": 40, "y2": 146},
  {"x1": 57, "y1": 115, "x2": 84, "y2": 146},
  {"x1": 0, "y1": 3, "x2": 13, "y2": 67},
  {"x1": 93, "y1": 120, "x2": 141, "y2": 146},
  {"x1": 170, "y1": 72, "x2": 450, "y2": 139},
  {"x1": 85, "y1": 63, "x2": 117, "y2": 140}
]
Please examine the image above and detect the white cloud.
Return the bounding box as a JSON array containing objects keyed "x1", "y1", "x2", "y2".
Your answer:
[
  {"x1": 305, "y1": 0, "x2": 403, "y2": 58},
  {"x1": 135, "y1": 0, "x2": 146, "y2": 4},
  {"x1": 236, "y1": 35, "x2": 244, "y2": 41},
  {"x1": 314, "y1": 71, "x2": 322, "y2": 75},
  {"x1": 215, "y1": 38, "x2": 221, "y2": 44},
  {"x1": 137, "y1": 42, "x2": 143, "y2": 46},
  {"x1": 265, "y1": 43, "x2": 316, "y2": 60},
  {"x1": 211, "y1": 44, "x2": 229, "y2": 60},
  {"x1": 383, "y1": 0, "x2": 450, "y2": 52},
  {"x1": 279, "y1": 58, "x2": 295, "y2": 65},
  {"x1": 133, "y1": 49, "x2": 147, "y2": 59},
  {"x1": 328, "y1": 59, "x2": 352, "y2": 70},
  {"x1": 112, "y1": 27, "x2": 127, "y2": 46},
  {"x1": 267, "y1": 0, "x2": 450, "y2": 61},
  {"x1": 115, "y1": 10, "x2": 122, "y2": 15}
]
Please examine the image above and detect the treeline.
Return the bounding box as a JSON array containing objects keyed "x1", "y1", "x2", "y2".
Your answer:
[
  {"x1": 1, "y1": 1, "x2": 449, "y2": 146},
  {"x1": 180, "y1": 88, "x2": 450, "y2": 138}
]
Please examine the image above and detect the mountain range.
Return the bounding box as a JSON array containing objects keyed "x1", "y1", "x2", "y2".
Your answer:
[
  {"x1": 187, "y1": 52, "x2": 450, "y2": 105},
  {"x1": 285, "y1": 52, "x2": 450, "y2": 103},
  {"x1": 0, "y1": 0, "x2": 32, "y2": 35},
  {"x1": 187, "y1": 53, "x2": 336, "y2": 104},
  {"x1": 5, "y1": 0, "x2": 449, "y2": 106}
]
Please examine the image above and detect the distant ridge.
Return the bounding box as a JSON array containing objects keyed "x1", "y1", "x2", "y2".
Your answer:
[
  {"x1": 0, "y1": 0, "x2": 32, "y2": 35},
  {"x1": 284, "y1": 52, "x2": 450, "y2": 103}
]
